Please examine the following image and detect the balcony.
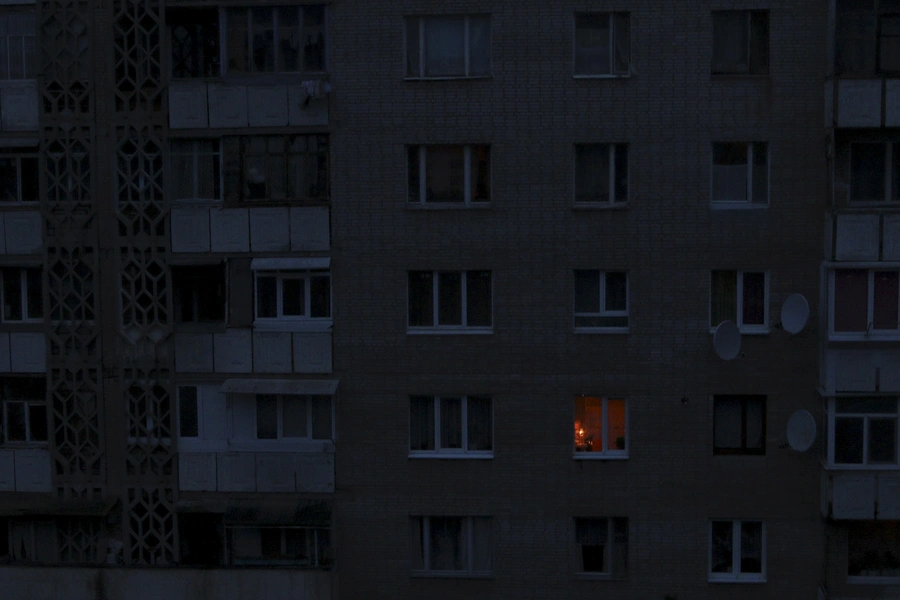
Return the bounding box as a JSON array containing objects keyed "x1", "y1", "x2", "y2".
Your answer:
[{"x1": 822, "y1": 468, "x2": 900, "y2": 519}]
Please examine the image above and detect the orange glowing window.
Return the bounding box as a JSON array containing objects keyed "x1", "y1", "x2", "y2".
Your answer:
[{"x1": 574, "y1": 396, "x2": 627, "y2": 457}]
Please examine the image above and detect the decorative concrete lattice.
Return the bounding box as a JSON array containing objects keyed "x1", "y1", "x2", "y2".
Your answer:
[
  {"x1": 116, "y1": 127, "x2": 166, "y2": 238},
  {"x1": 124, "y1": 370, "x2": 174, "y2": 478},
  {"x1": 42, "y1": 126, "x2": 94, "y2": 237},
  {"x1": 38, "y1": 0, "x2": 91, "y2": 115},
  {"x1": 112, "y1": 0, "x2": 162, "y2": 113},
  {"x1": 119, "y1": 248, "x2": 169, "y2": 343},
  {"x1": 58, "y1": 517, "x2": 103, "y2": 564},
  {"x1": 50, "y1": 367, "x2": 103, "y2": 481},
  {"x1": 125, "y1": 487, "x2": 176, "y2": 565},
  {"x1": 46, "y1": 247, "x2": 99, "y2": 358}
]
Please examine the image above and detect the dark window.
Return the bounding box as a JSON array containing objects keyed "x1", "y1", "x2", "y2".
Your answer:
[
  {"x1": 168, "y1": 8, "x2": 220, "y2": 78},
  {"x1": 713, "y1": 395, "x2": 766, "y2": 455},
  {"x1": 0, "y1": 148, "x2": 38, "y2": 202},
  {"x1": 178, "y1": 386, "x2": 199, "y2": 438},
  {"x1": 226, "y1": 5, "x2": 326, "y2": 74},
  {"x1": 574, "y1": 144, "x2": 628, "y2": 204},
  {"x1": 1, "y1": 267, "x2": 42, "y2": 323},
  {"x1": 574, "y1": 517, "x2": 628, "y2": 576},
  {"x1": 712, "y1": 11, "x2": 769, "y2": 74},
  {"x1": 574, "y1": 13, "x2": 630, "y2": 76},
  {"x1": 0, "y1": 13, "x2": 36, "y2": 80},
  {"x1": 408, "y1": 271, "x2": 492, "y2": 329},
  {"x1": 180, "y1": 514, "x2": 223, "y2": 566},
  {"x1": 407, "y1": 145, "x2": 490, "y2": 204},
  {"x1": 0, "y1": 378, "x2": 46, "y2": 444},
  {"x1": 235, "y1": 135, "x2": 329, "y2": 203},
  {"x1": 405, "y1": 16, "x2": 490, "y2": 78},
  {"x1": 172, "y1": 264, "x2": 225, "y2": 324}
]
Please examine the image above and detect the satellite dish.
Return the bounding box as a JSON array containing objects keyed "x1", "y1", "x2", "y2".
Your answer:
[
  {"x1": 786, "y1": 410, "x2": 817, "y2": 452},
  {"x1": 713, "y1": 320, "x2": 741, "y2": 360},
  {"x1": 780, "y1": 294, "x2": 810, "y2": 334}
]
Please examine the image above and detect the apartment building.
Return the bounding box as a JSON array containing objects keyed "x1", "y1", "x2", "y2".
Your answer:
[{"x1": 0, "y1": 0, "x2": 889, "y2": 598}]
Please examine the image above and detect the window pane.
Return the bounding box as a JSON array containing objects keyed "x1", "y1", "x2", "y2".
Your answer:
[
  {"x1": 869, "y1": 418, "x2": 897, "y2": 463},
  {"x1": 851, "y1": 144, "x2": 887, "y2": 202},
  {"x1": 471, "y1": 517, "x2": 492, "y2": 572},
  {"x1": 881, "y1": 16, "x2": 900, "y2": 71},
  {"x1": 284, "y1": 528, "x2": 307, "y2": 561},
  {"x1": 575, "y1": 144, "x2": 610, "y2": 202},
  {"x1": 575, "y1": 518, "x2": 608, "y2": 572},
  {"x1": 196, "y1": 147, "x2": 220, "y2": 200},
  {"x1": 179, "y1": 386, "x2": 199, "y2": 438},
  {"x1": 834, "y1": 269, "x2": 869, "y2": 332},
  {"x1": 712, "y1": 143, "x2": 748, "y2": 202},
  {"x1": 471, "y1": 145, "x2": 490, "y2": 202},
  {"x1": 835, "y1": 417, "x2": 865, "y2": 463},
  {"x1": 740, "y1": 521, "x2": 763, "y2": 573},
  {"x1": 466, "y1": 271, "x2": 492, "y2": 327},
  {"x1": 226, "y1": 9, "x2": 249, "y2": 72},
  {"x1": 429, "y1": 517, "x2": 464, "y2": 571},
  {"x1": 311, "y1": 395, "x2": 332, "y2": 440},
  {"x1": 170, "y1": 152, "x2": 193, "y2": 200},
  {"x1": 423, "y1": 17, "x2": 465, "y2": 77},
  {"x1": 0, "y1": 158, "x2": 17, "y2": 201},
  {"x1": 710, "y1": 521, "x2": 733, "y2": 573},
  {"x1": 28, "y1": 404, "x2": 46, "y2": 442},
  {"x1": 574, "y1": 270, "x2": 601, "y2": 314},
  {"x1": 8, "y1": 35, "x2": 22, "y2": 79},
  {"x1": 468, "y1": 16, "x2": 491, "y2": 76},
  {"x1": 3, "y1": 269, "x2": 22, "y2": 321},
  {"x1": 745, "y1": 397, "x2": 765, "y2": 449},
  {"x1": 874, "y1": 272, "x2": 899, "y2": 330},
  {"x1": 410, "y1": 396, "x2": 435, "y2": 451},
  {"x1": 574, "y1": 396, "x2": 603, "y2": 452},
  {"x1": 256, "y1": 395, "x2": 278, "y2": 439},
  {"x1": 408, "y1": 272, "x2": 434, "y2": 327},
  {"x1": 606, "y1": 399, "x2": 626, "y2": 451},
  {"x1": 425, "y1": 146, "x2": 464, "y2": 203},
  {"x1": 310, "y1": 275, "x2": 331, "y2": 318},
  {"x1": 410, "y1": 517, "x2": 425, "y2": 570},
  {"x1": 713, "y1": 12, "x2": 749, "y2": 72},
  {"x1": 574, "y1": 13, "x2": 611, "y2": 75},
  {"x1": 614, "y1": 144, "x2": 628, "y2": 201},
  {"x1": 836, "y1": 397, "x2": 898, "y2": 413},
  {"x1": 256, "y1": 276, "x2": 277, "y2": 318},
  {"x1": 26, "y1": 268, "x2": 41, "y2": 319},
  {"x1": 251, "y1": 8, "x2": 274, "y2": 72},
  {"x1": 613, "y1": 13, "x2": 630, "y2": 73},
  {"x1": 407, "y1": 146, "x2": 420, "y2": 201},
  {"x1": 5, "y1": 402, "x2": 25, "y2": 441},
  {"x1": 405, "y1": 18, "x2": 420, "y2": 77},
  {"x1": 848, "y1": 521, "x2": 900, "y2": 577},
  {"x1": 749, "y1": 12, "x2": 769, "y2": 74},
  {"x1": 281, "y1": 278, "x2": 305, "y2": 316},
  {"x1": 741, "y1": 272, "x2": 766, "y2": 326},
  {"x1": 21, "y1": 156, "x2": 38, "y2": 202},
  {"x1": 301, "y1": 5, "x2": 326, "y2": 72},
  {"x1": 260, "y1": 528, "x2": 281, "y2": 559},
  {"x1": 714, "y1": 397, "x2": 743, "y2": 449},
  {"x1": 710, "y1": 270, "x2": 737, "y2": 326},
  {"x1": 751, "y1": 143, "x2": 768, "y2": 204},
  {"x1": 440, "y1": 397, "x2": 462, "y2": 449},
  {"x1": 277, "y1": 7, "x2": 300, "y2": 71},
  {"x1": 282, "y1": 395, "x2": 307, "y2": 438},
  {"x1": 605, "y1": 272, "x2": 627, "y2": 312},
  {"x1": 437, "y1": 272, "x2": 462, "y2": 325},
  {"x1": 467, "y1": 396, "x2": 492, "y2": 451}
]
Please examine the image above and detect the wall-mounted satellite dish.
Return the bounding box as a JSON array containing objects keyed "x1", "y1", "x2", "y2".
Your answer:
[
  {"x1": 786, "y1": 409, "x2": 817, "y2": 452},
  {"x1": 713, "y1": 320, "x2": 741, "y2": 360},
  {"x1": 780, "y1": 294, "x2": 810, "y2": 334}
]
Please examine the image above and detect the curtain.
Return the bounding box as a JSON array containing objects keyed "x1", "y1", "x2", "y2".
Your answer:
[
  {"x1": 409, "y1": 518, "x2": 425, "y2": 570},
  {"x1": 429, "y1": 517, "x2": 464, "y2": 571},
  {"x1": 710, "y1": 271, "x2": 737, "y2": 326},
  {"x1": 613, "y1": 13, "x2": 630, "y2": 73}
]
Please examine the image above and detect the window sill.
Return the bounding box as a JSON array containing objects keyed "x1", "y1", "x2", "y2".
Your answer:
[
  {"x1": 708, "y1": 327, "x2": 769, "y2": 336},
  {"x1": 171, "y1": 198, "x2": 223, "y2": 206},
  {"x1": 174, "y1": 323, "x2": 227, "y2": 334},
  {"x1": 829, "y1": 332, "x2": 900, "y2": 342},
  {"x1": 713, "y1": 451, "x2": 766, "y2": 457},
  {"x1": 573, "y1": 453, "x2": 628, "y2": 460},
  {"x1": 407, "y1": 328, "x2": 493, "y2": 335},
  {"x1": 574, "y1": 572, "x2": 625, "y2": 580},
  {"x1": 404, "y1": 75, "x2": 492, "y2": 82},
  {"x1": 236, "y1": 199, "x2": 330, "y2": 207},
  {"x1": 221, "y1": 72, "x2": 329, "y2": 85},
  {"x1": 227, "y1": 440, "x2": 334, "y2": 453},
  {"x1": 848, "y1": 575, "x2": 900, "y2": 584},
  {"x1": 0, "y1": 442, "x2": 48, "y2": 449},
  {"x1": 0, "y1": 201, "x2": 39, "y2": 209},
  {"x1": 824, "y1": 463, "x2": 900, "y2": 470},
  {"x1": 574, "y1": 327, "x2": 629, "y2": 335},
  {"x1": 406, "y1": 203, "x2": 492, "y2": 210},
  {"x1": 572, "y1": 202, "x2": 629, "y2": 210},
  {"x1": 708, "y1": 575, "x2": 766, "y2": 583},
  {"x1": 409, "y1": 452, "x2": 493, "y2": 459},
  {"x1": 411, "y1": 571, "x2": 493, "y2": 579},
  {"x1": 710, "y1": 73, "x2": 770, "y2": 80},
  {"x1": 573, "y1": 74, "x2": 631, "y2": 79},
  {"x1": 710, "y1": 202, "x2": 769, "y2": 210},
  {"x1": 253, "y1": 320, "x2": 332, "y2": 333},
  {"x1": 845, "y1": 201, "x2": 900, "y2": 209}
]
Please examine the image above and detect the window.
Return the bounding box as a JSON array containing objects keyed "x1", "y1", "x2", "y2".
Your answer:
[
  {"x1": 1, "y1": 267, "x2": 42, "y2": 323},
  {"x1": 710, "y1": 270, "x2": 768, "y2": 331},
  {"x1": 850, "y1": 143, "x2": 900, "y2": 203},
  {"x1": 709, "y1": 520, "x2": 766, "y2": 582},
  {"x1": 711, "y1": 11, "x2": 768, "y2": 74},
  {"x1": 830, "y1": 398, "x2": 898, "y2": 465},
  {"x1": 255, "y1": 270, "x2": 331, "y2": 322},
  {"x1": 409, "y1": 396, "x2": 492, "y2": 457},
  {"x1": 831, "y1": 269, "x2": 900, "y2": 336},
  {"x1": 178, "y1": 385, "x2": 200, "y2": 438},
  {"x1": 0, "y1": 148, "x2": 38, "y2": 203},
  {"x1": 573, "y1": 13, "x2": 630, "y2": 76},
  {"x1": 168, "y1": 8, "x2": 220, "y2": 78},
  {"x1": 574, "y1": 518, "x2": 628, "y2": 577},
  {"x1": 407, "y1": 145, "x2": 490, "y2": 205},
  {"x1": 574, "y1": 396, "x2": 627, "y2": 457},
  {"x1": 180, "y1": 514, "x2": 223, "y2": 566},
  {"x1": 711, "y1": 142, "x2": 768, "y2": 205},
  {"x1": 0, "y1": 378, "x2": 47, "y2": 445},
  {"x1": 255, "y1": 394, "x2": 333, "y2": 441},
  {"x1": 225, "y1": 6, "x2": 326, "y2": 73},
  {"x1": 172, "y1": 265, "x2": 225, "y2": 324},
  {"x1": 170, "y1": 140, "x2": 221, "y2": 202},
  {"x1": 573, "y1": 270, "x2": 628, "y2": 330},
  {"x1": 574, "y1": 144, "x2": 628, "y2": 204},
  {"x1": 236, "y1": 136, "x2": 328, "y2": 203},
  {"x1": 227, "y1": 526, "x2": 331, "y2": 567},
  {"x1": 405, "y1": 16, "x2": 490, "y2": 79},
  {"x1": 408, "y1": 271, "x2": 492, "y2": 330},
  {"x1": 410, "y1": 516, "x2": 492, "y2": 576},
  {"x1": 849, "y1": 521, "x2": 900, "y2": 578},
  {"x1": 835, "y1": 1, "x2": 900, "y2": 75},
  {"x1": 0, "y1": 12, "x2": 35, "y2": 80},
  {"x1": 7, "y1": 520, "x2": 55, "y2": 562},
  {"x1": 713, "y1": 395, "x2": 766, "y2": 455}
]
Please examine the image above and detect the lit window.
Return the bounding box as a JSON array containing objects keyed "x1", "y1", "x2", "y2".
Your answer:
[
  {"x1": 407, "y1": 145, "x2": 490, "y2": 205},
  {"x1": 573, "y1": 13, "x2": 630, "y2": 76},
  {"x1": 0, "y1": 378, "x2": 46, "y2": 445},
  {"x1": 255, "y1": 270, "x2": 331, "y2": 322},
  {"x1": 713, "y1": 395, "x2": 766, "y2": 455},
  {"x1": 408, "y1": 271, "x2": 492, "y2": 330},
  {"x1": 170, "y1": 140, "x2": 221, "y2": 202},
  {"x1": 709, "y1": 520, "x2": 766, "y2": 582},
  {"x1": 409, "y1": 396, "x2": 492, "y2": 457},
  {"x1": 711, "y1": 142, "x2": 768, "y2": 205},
  {"x1": 829, "y1": 398, "x2": 898, "y2": 466},
  {"x1": 1, "y1": 267, "x2": 42, "y2": 323},
  {"x1": 255, "y1": 394, "x2": 332, "y2": 441},
  {"x1": 574, "y1": 144, "x2": 628, "y2": 204},
  {"x1": 711, "y1": 11, "x2": 769, "y2": 74},
  {"x1": 405, "y1": 16, "x2": 490, "y2": 79},
  {"x1": 574, "y1": 270, "x2": 628, "y2": 330},
  {"x1": 0, "y1": 148, "x2": 38, "y2": 203},
  {"x1": 410, "y1": 516, "x2": 492, "y2": 576},
  {"x1": 574, "y1": 517, "x2": 628, "y2": 577},
  {"x1": 710, "y1": 270, "x2": 768, "y2": 331},
  {"x1": 574, "y1": 396, "x2": 627, "y2": 458},
  {"x1": 831, "y1": 269, "x2": 900, "y2": 336},
  {"x1": 225, "y1": 6, "x2": 326, "y2": 73}
]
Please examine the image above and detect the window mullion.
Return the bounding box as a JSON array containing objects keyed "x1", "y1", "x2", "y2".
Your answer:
[
  {"x1": 599, "y1": 272, "x2": 607, "y2": 315},
  {"x1": 276, "y1": 276, "x2": 284, "y2": 318},
  {"x1": 463, "y1": 146, "x2": 472, "y2": 204},
  {"x1": 307, "y1": 394, "x2": 314, "y2": 440},
  {"x1": 305, "y1": 274, "x2": 312, "y2": 316},
  {"x1": 193, "y1": 142, "x2": 200, "y2": 198},
  {"x1": 246, "y1": 10, "x2": 253, "y2": 74},
  {"x1": 863, "y1": 416, "x2": 870, "y2": 465}
]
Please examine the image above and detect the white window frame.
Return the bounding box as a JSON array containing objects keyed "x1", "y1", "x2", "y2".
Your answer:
[
  {"x1": 573, "y1": 517, "x2": 628, "y2": 578},
  {"x1": 254, "y1": 394, "x2": 333, "y2": 442},
  {"x1": 410, "y1": 516, "x2": 492, "y2": 577},
  {"x1": 826, "y1": 397, "x2": 900, "y2": 468},
  {"x1": 224, "y1": 5, "x2": 327, "y2": 74},
  {"x1": 573, "y1": 396, "x2": 629, "y2": 459},
  {"x1": 227, "y1": 526, "x2": 330, "y2": 567},
  {"x1": 708, "y1": 520, "x2": 766, "y2": 583},
  {"x1": 254, "y1": 270, "x2": 332, "y2": 324},
  {"x1": 829, "y1": 268, "x2": 900, "y2": 340},
  {"x1": 0, "y1": 148, "x2": 38, "y2": 203},
  {"x1": 408, "y1": 145, "x2": 491, "y2": 205},
  {"x1": 2, "y1": 399, "x2": 47, "y2": 445},
  {"x1": 573, "y1": 270, "x2": 629, "y2": 332},
  {"x1": 1, "y1": 267, "x2": 42, "y2": 323},
  {"x1": 573, "y1": 143, "x2": 628, "y2": 205},
  {"x1": 408, "y1": 396, "x2": 493, "y2": 458},
  {"x1": 572, "y1": 12, "x2": 630, "y2": 77},
  {"x1": 169, "y1": 139, "x2": 222, "y2": 203},
  {"x1": 407, "y1": 270, "x2": 493, "y2": 333},
  {"x1": 0, "y1": 12, "x2": 35, "y2": 81},
  {"x1": 710, "y1": 142, "x2": 769, "y2": 207},
  {"x1": 405, "y1": 15, "x2": 491, "y2": 80},
  {"x1": 709, "y1": 270, "x2": 769, "y2": 333}
]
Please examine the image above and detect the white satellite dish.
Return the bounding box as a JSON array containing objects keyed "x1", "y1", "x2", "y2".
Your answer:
[
  {"x1": 786, "y1": 410, "x2": 817, "y2": 452},
  {"x1": 712, "y1": 320, "x2": 741, "y2": 360},
  {"x1": 780, "y1": 294, "x2": 810, "y2": 335}
]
